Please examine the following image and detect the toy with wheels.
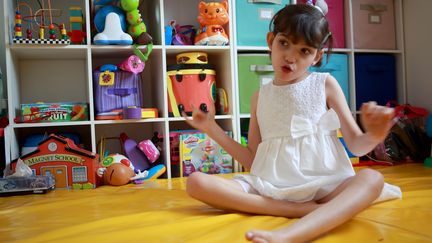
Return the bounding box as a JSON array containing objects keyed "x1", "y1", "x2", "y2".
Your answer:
[{"x1": 194, "y1": 1, "x2": 229, "y2": 46}]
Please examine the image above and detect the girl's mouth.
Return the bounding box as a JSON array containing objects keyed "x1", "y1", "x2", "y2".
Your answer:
[{"x1": 282, "y1": 66, "x2": 293, "y2": 73}]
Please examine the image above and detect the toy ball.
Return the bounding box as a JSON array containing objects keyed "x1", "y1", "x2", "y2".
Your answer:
[
  {"x1": 102, "y1": 153, "x2": 134, "y2": 170},
  {"x1": 104, "y1": 163, "x2": 135, "y2": 186}
]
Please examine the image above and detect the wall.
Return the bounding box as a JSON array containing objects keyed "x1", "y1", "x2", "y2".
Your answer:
[{"x1": 403, "y1": 0, "x2": 432, "y2": 112}]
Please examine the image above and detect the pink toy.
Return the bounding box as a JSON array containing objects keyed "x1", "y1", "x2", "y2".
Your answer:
[
  {"x1": 118, "y1": 55, "x2": 145, "y2": 74},
  {"x1": 137, "y1": 139, "x2": 160, "y2": 163}
]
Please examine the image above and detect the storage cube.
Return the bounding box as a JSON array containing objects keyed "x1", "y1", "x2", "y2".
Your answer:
[
  {"x1": 309, "y1": 53, "x2": 349, "y2": 103},
  {"x1": 351, "y1": 0, "x2": 396, "y2": 49},
  {"x1": 297, "y1": 0, "x2": 345, "y2": 48},
  {"x1": 238, "y1": 54, "x2": 274, "y2": 114},
  {"x1": 236, "y1": 0, "x2": 290, "y2": 46},
  {"x1": 355, "y1": 54, "x2": 397, "y2": 109}
]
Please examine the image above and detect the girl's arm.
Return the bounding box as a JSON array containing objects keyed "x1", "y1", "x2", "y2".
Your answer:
[
  {"x1": 183, "y1": 92, "x2": 261, "y2": 170},
  {"x1": 325, "y1": 75, "x2": 395, "y2": 156}
]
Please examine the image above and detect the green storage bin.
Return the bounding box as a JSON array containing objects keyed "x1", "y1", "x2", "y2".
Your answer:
[
  {"x1": 236, "y1": 0, "x2": 291, "y2": 46},
  {"x1": 238, "y1": 54, "x2": 274, "y2": 114}
]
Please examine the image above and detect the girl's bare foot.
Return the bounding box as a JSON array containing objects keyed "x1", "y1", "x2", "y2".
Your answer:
[{"x1": 245, "y1": 230, "x2": 292, "y2": 243}]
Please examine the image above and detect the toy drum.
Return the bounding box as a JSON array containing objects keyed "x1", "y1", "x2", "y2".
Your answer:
[
  {"x1": 167, "y1": 64, "x2": 216, "y2": 117},
  {"x1": 176, "y1": 52, "x2": 208, "y2": 64}
]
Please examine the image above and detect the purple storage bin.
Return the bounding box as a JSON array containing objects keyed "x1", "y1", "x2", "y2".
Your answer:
[
  {"x1": 93, "y1": 67, "x2": 143, "y2": 113},
  {"x1": 352, "y1": 0, "x2": 396, "y2": 49}
]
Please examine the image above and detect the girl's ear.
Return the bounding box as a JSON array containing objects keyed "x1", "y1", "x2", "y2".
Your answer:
[
  {"x1": 266, "y1": 32, "x2": 275, "y2": 50},
  {"x1": 313, "y1": 49, "x2": 324, "y2": 65}
]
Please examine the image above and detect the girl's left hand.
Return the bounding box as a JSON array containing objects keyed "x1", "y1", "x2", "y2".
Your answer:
[{"x1": 360, "y1": 101, "x2": 396, "y2": 142}]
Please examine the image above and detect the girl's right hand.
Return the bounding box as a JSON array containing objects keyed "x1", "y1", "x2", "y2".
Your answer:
[{"x1": 182, "y1": 103, "x2": 217, "y2": 134}]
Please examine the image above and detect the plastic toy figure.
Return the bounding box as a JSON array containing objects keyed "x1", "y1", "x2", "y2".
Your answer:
[{"x1": 194, "y1": 1, "x2": 229, "y2": 46}]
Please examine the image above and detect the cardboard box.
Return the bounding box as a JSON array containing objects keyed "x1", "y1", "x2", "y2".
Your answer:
[
  {"x1": 180, "y1": 132, "x2": 233, "y2": 177},
  {"x1": 20, "y1": 103, "x2": 88, "y2": 122}
]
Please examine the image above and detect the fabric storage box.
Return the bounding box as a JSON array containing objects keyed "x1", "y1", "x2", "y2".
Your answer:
[
  {"x1": 297, "y1": 0, "x2": 345, "y2": 48},
  {"x1": 93, "y1": 65, "x2": 143, "y2": 114},
  {"x1": 236, "y1": 0, "x2": 290, "y2": 46},
  {"x1": 167, "y1": 64, "x2": 216, "y2": 117},
  {"x1": 355, "y1": 54, "x2": 396, "y2": 109},
  {"x1": 309, "y1": 53, "x2": 349, "y2": 103},
  {"x1": 238, "y1": 54, "x2": 274, "y2": 114},
  {"x1": 351, "y1": 0, "x2": 396, "y2": 49}
]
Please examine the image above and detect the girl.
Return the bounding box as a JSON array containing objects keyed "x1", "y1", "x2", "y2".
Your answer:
[{"x1": 183, "y1": 3, "x2": 402, "y2": 243}]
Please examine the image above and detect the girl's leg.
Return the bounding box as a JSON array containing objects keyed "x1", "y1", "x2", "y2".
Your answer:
[
  {"x1": 186, "y1": 172, "x2": 320, "y2": 218},
  {"x1": 246, "y1": 168, "x2": 385, "y2": 243}
]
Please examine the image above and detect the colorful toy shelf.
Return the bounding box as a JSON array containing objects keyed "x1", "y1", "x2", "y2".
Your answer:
[{"x1": 2, "y1": 0, "x2": 406, "y2": 178}]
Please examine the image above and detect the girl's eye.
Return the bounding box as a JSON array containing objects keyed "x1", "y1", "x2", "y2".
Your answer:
[
  {"x1": 279, "y1": 40, "x2": 289, "y2": 46},
  {"x1": 301, "y1": 48, "x2": 311, "y2": 55}
]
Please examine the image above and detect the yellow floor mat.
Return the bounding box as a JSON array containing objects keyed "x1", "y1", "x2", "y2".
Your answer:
[{"x1": 1, "y1": 163, "x2": 431, "y2": 243}]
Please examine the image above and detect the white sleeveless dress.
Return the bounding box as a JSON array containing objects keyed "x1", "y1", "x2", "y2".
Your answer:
[{"x1": 235, "y1": 72, "x2": 402, "y2": 203}]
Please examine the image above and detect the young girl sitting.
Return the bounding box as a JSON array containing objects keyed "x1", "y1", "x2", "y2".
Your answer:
[{"x1": 183, "y1": 3, "x2": 402, "y2": 242}]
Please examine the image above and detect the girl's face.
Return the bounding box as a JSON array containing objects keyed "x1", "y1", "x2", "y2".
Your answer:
[{"x1": 267, "y1": 33, "x2": 323, "y2": 85}]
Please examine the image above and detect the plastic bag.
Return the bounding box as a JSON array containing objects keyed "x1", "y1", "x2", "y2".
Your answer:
[{"x1": 368, "y1": 102, "x2": 431, "y2": 164}]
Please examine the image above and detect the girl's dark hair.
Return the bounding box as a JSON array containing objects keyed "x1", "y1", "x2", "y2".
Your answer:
[{"x1": 270, "y1": 4, "x2": 333, "y2": 66}]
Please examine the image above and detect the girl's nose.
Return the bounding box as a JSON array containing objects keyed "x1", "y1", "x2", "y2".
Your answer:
[{"x1": 284, "y1": 53, "x2": 295, "y2": 63}]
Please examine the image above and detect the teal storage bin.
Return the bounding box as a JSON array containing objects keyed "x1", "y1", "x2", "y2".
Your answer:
[
  {"x1": 236, "y1": 0, "x2": 290, "y2": 46},
  {"x1": 309, "y1": 54, "x2": 349, "y2": 104},
  {"x1": 238, "y1": 54, "x2": 274, "y2": 114}
]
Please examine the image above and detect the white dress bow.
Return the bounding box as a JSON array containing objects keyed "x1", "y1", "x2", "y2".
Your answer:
[{"x1": 291, "y1": 109, "x2": 340, "y2": 139}]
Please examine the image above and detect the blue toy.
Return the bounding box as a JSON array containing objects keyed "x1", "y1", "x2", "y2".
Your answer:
[{"x1": 93, "y1": 5, "x2": 133, "y2": 45}]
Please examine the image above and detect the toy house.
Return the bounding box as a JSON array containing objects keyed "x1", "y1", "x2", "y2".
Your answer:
[{"x1": 13, "y1": 134, "x2": 101, "y2": 189}]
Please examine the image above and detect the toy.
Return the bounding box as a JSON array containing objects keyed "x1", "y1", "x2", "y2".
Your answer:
[
  {"x1": 93, "y1": 64, "x2": 143, "y2": 114},
  {"x1": 11, "y1": 134, "x2": 101, "y2": 189},
  {"x1": 13, "y1": 1, "x2": 70, "y2": 45},
  {"x1": 0, "y1": 175, "x2": 55, "y2": 195},
  {"x1": 137, "y1": 139, "x2": 160, "y2": 163},
  {"x1": 120, "y1": 133, "x2": 151, "y2": 172},
  {"x1": 166, "y1": 52, "x2": 216, "y2": 117},
  {"x1": 165, "y1": 20, "x2": 196, "y2": 46},
  {"x1": 194, "y1": 1, "x2": 229, "y2": 46},
  {"x1": 17, "y1": 102, "x2": 88, "y2": 123},
  {"x1": 132, "y1": 164, "x2": 166, "y2": 183},
  {"x1": 103, "y1": 163, "x2": 135, "y2": 186},
  {"x1": 118, "y1": 55, "x2": 145, "y2": 74},
  {"x1": 179, "y1": 132, "x2": 233, "y2": 177},
  {"x1": 68, "y1": 7, "x2": 86, "y2": 44},
  {"x1": 93, "y1": 5, "x2": 133, "y2": 45},
  {"x1": 176, "y1": 52, "x2": 208, "y2": 64}
]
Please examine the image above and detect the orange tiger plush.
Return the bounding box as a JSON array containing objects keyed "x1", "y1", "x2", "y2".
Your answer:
[{"x1": 194, "y1": 1, "x2": 229, "y2": 46}]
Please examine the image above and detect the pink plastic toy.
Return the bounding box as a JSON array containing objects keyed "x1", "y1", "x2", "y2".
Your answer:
[{"x1": 137, "y1": 139, "x2": 160, "y2": 163}]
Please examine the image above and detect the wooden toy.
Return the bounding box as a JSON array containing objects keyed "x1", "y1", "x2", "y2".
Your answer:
[
  {"x1": 12, "y1": 134, "x2": 101, "y2": 189},
  {"x1": 67, "y1": 7, "x2": 86, "y2": 44},
  {"x1": 13, "y1": 1, "x2": 70, "y2": 45}
]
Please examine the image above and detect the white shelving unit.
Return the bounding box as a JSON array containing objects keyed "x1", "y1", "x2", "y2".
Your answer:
[
  {"x1": 2, "y1": 0, "x2": 406, "y2": 177},
  {"x1": 232, "y1": 0, "x2": 406, "y2": 140}
]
